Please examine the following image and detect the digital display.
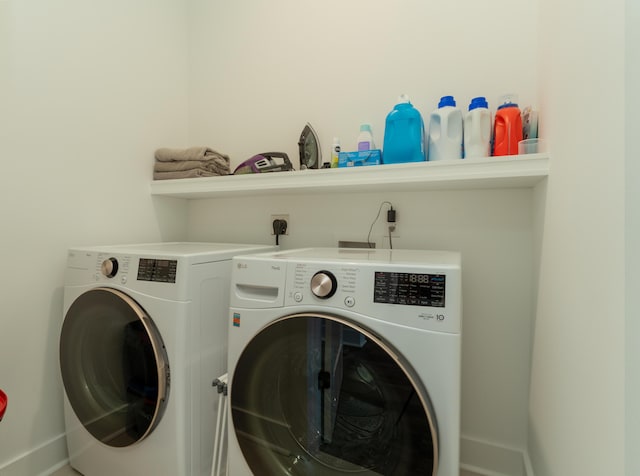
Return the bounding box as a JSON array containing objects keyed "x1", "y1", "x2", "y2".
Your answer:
[
  {"x1": 373, "y1": 272, "x2": 445, "y2": 307},
  {"x1": 137, "y1": 259, "x2": 177, "y2": 283}
]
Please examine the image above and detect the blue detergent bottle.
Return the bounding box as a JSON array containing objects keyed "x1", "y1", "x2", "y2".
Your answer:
[{"x1": 382, "y1": 94, "x2": 426, "y2": 164}]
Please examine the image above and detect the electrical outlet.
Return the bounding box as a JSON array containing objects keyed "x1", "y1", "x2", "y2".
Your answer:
[
  {"x1": 383, "y1": 224, "x2": 399, "y2": 239},
  {"x1": 271, "y1": 214, "x2": 289, "y2": 235}
]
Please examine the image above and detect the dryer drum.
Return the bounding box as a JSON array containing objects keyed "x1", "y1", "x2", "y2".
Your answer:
[
  {"x1": 230, "y1": 313, "x2": 438, "y2": 475},
  {"x1": 59, "y1": 287, "x2": 170, "y2": 448}
]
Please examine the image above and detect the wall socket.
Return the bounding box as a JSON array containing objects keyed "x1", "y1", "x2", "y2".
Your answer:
[
  {"x1": 271, "y1": 214, "x2": 289, "y2": 235},
  {"x1": 383, "y1": 223, "x2": 399, "y2": 239}
]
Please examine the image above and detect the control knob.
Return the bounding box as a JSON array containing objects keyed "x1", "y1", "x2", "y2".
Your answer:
[
  {"x1": 101, "y1": 257, "x2": 119, "y2": 278},
  {"x1": 311, "y1": 270, "x2": 337, "y2": 299}
]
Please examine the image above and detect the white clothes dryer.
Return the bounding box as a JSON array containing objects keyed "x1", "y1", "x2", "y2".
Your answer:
[
  {"x1": 59, "y1": 242, "x2": 275, "y2": 476},
  {"x1": 226, "y1": 248, "x2": 462, "y2": 476}
]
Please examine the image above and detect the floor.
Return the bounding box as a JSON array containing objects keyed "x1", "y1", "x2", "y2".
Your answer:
[{"x1": 50, "y1": 464, "x2": 485, "y2": 476}]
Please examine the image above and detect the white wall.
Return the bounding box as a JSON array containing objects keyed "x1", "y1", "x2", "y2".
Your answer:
[
  {"x1": 185, "y1": 0, "x2": 542, "y2": 458},
  {"x1": 626, "y1": 0, "x2": 639, "y2": 474},
  {"x1": 187, "y1": 0, "x2": 539, "y2": 168},
  {"x1": 528, "y1": 0, "x2": 626, "y2": 475},
  {"x1": 0, "y1": 1, "x2": 189, "y2": 473}
]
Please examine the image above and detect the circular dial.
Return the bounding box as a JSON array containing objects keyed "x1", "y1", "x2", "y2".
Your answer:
[
  {"x1": 101, "y1": 257, "x2": 119, "y2": 278},
  {"x1": 310, "y1": 270, "x2": 337, "y2": 299}
]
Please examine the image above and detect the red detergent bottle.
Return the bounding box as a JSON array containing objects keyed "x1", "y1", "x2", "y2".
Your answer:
[{"x1": 493, "y1": 94, "x2": 523, "y2": 156}]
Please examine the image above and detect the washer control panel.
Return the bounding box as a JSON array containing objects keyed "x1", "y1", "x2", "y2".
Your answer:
[
  {"x1": 373, "y1": 271, "x2": 445, "y2": 307},
  {"x1": 279, "y1": 258, "x2": 460, "y2": 333},
  {"x1": 230, "y1": 249, "x2": 461, "y2": 333},
  {"x1": 291, "y1": 263, "x2": 359, "y2": 306},
  {"x1": 290, "y1": 263, "x2": 446, "y2": 307}
]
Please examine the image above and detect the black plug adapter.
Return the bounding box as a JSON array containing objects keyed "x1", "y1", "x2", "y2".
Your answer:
[
  {"x1": 273, "y1": 219, "x2": 288, "y2": 235},
  {"x1": 387, "y1": 208, "x2": 396, "y2": 223},
  {"x1": 272, "y1": 219, "x2": 288, "y2": 246}
]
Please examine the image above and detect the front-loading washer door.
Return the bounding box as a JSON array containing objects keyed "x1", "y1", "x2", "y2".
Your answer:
[
  {"x1": 231, "y1": 313, "x2": 438, "y2": 476},
  {"x1": 60, "y1": 287, "x2": 169, "y2": 448}
]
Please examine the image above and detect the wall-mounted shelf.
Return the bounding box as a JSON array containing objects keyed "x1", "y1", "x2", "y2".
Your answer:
[{"x1": 149, "y1": 154, "x2": 549, "y2": 199}]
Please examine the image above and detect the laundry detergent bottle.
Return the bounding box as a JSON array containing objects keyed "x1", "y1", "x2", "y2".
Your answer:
[
  {"x1": 427, "y1": 95, "x2": 463, "y2": 161},
  {"x1": 464, "y1": 97, "x2": 492, "y2": 158},
  {"x1": 357, "y1": 123, "x2": 375, "y2": 151},
  {"x1": 382, "y1": 94, "x2": 426, "y2": 164},
  {"x1": 493, "y1": 94, "x2": 523, "y2": 156}
]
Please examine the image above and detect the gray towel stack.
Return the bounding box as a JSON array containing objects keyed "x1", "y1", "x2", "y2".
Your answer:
[{"x1": 153, "y1": 147, "x2": 231, "y2": 180}]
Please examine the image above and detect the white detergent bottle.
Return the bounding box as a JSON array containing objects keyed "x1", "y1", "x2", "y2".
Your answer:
[
  {"x1": 357, "y1": 123, "x2": 375, "y2": 151},
  {"x1": 427, "y1": 95, "x2": 463, "y2": 161},
  {"x1": 464, "y1": 97, "x2": 492, "y2": 158}
]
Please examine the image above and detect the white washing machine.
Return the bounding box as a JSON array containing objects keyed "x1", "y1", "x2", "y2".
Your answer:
[
  {"x1": 226, "y1": 247, "x2": 462, "y2": 476},
  {"x1": 59, "y1": 242, "x2": 275, "y2": 476}
]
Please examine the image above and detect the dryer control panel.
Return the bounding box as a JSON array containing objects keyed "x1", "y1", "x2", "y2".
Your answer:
[
  {"x1": 137, "y1": 258, "x2": 178, "y2": 283},
  {"x1": 66, "y1": 249, "x2": 190, "y2": 302}
]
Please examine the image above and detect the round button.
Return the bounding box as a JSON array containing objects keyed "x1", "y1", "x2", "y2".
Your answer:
[
  {"x1": 101, "y1": 257, "x2": 119, "y2": 278},
  {"x1": 294, "y1": 292, "x2": 303, "y2": 302},
  {"x1": 310, "y1": 271, "x2": 337, "y2": 299},
  {"x1": 344, "y1": 296, "x2": 355, "y2": 307}
]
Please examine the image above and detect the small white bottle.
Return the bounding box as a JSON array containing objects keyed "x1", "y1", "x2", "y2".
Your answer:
[
  {"x1": 357, "y1": 123, "x2": 375, "y2": 151},
  {"x1": 464, "y1": 97, "x2": 492, "y2": 158},
  {"x1": 427, "y1": 96, "x2": 463, "y2": 161},
  {"x1": 330, "y1": 137, "x2": 341, "y2": 168}
]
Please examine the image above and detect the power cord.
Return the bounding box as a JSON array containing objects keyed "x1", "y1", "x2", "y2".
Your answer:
[
  {"x1": 367, "y1": 201, "x2": 396, "y2": 249},
  {"x1": 387, "y1": 207, "x2": 396, "y2": 249}
]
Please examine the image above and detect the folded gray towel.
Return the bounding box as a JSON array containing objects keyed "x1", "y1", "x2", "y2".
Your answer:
[
  {"x1": 153, "y1": 169, "x2": 222, "y2": 180},
  {"x1": 154, "y1": 157, "x2": 229, "y2": 173},
  {"x1": 153, "y1": 147, "x2": 231, "y2": 179},
  {"x1": 155, "y1": 147, "x2": 228, "y2": 162}
]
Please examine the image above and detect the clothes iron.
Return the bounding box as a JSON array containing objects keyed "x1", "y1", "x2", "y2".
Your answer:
[
  {"x1": 233, "y1": 152, "x2": 294, "y2": 174},
  {"x1": 298, "y1": 123, "x2": 322, "y2": 169}
]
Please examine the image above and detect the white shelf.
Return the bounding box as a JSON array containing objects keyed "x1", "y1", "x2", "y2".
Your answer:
[{"x1": 149, "y1": 154, "x2": 549, "y2": 199}]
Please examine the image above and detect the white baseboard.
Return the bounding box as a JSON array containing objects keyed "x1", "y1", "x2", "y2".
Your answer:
[
  {"x1": 0, "y1": 433, "x2": 68, "y2": 476},
  {"x1": 1, "y1": 432, "x2": 535, "y2": 476},
  {"x1": 461, "y1": 435, "x2": 535, "y2": 476}
]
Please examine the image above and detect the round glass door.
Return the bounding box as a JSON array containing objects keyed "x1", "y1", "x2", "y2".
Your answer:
[
  {"x1": 231, "y1": 313, "x2": 438, "y2": 475},
  {"x1": 60, "y1": 287, "x2": 170, "y2": 448}
]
